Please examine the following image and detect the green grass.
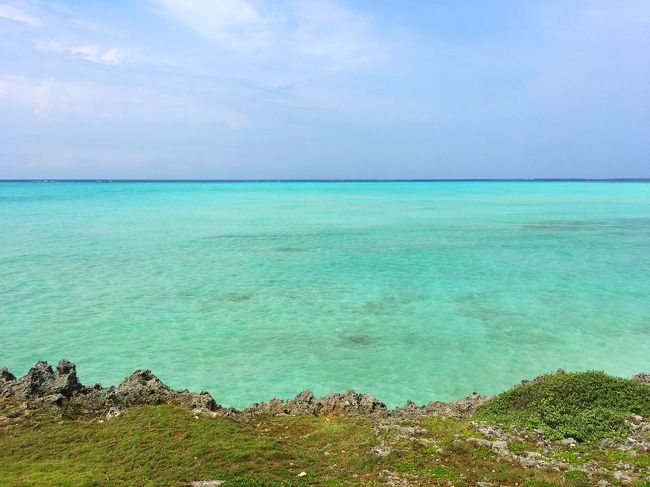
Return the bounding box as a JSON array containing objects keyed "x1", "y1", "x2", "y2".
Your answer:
[
  {"x1": 423, "y1": 465, "x2": 460, "y2": 480},
  {"x1": 0, "y1": 400, "x2": 599, "y2": 486},
  {"x1": 0, "y1": 403, "x2": 381, "y2": 486},
  {"x1": 508, "y1": 440, "x2": 538, "y2": 455},
  {"x1": 551, "y1": 445, "x2": 650, "y2": 477},
  {"x1": 474, "y1": 371, "x2": 650, "y2": 442},
  {"x1": 223, "y1": 479, "x2": 299, "y2": 487}
]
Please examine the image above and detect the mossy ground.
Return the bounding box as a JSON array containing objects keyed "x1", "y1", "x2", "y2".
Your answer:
[{"x1": 0, "y1": 402, "x2": 637, "y2": 486}]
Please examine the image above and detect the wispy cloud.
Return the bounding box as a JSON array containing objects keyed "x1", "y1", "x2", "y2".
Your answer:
[
  {"x1": 35, "y1": 39, "x2": 125, "y2": 65},
  {"x1": 152, "y1": 0, "x2": 387, "y2": 69},
  {"x1": 0, "y1": 4, "x2": 40, "y2": 26},
  {"x1": 153, "y1": 0, "x2": 271, "y2": 49}
]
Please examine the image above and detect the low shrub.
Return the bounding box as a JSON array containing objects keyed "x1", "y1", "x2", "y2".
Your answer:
[{"x1": 474, "y1": 371, "x2": 650, "y2": 442}]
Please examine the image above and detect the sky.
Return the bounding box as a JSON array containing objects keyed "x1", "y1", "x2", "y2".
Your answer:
[{"x1": 0, "y1": 0, "x2": 648, "y2": 179}]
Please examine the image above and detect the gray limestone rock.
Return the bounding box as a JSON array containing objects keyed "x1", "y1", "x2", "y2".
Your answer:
[
  {"x1": 370, "y1": 446, "x2": 391, "y2": 457},
  {"x1": 0, "y1": 360, "x2": 84, "y2": 403},
  {"x1": 631, "y1": 372, "x2": 650, "y2": 384},
  {"x1": 243, "y1": 389, "x2": 387, "y2": 417},
  {"x1": 111, "y1": 370, "x2": 172, "y2": 406}
]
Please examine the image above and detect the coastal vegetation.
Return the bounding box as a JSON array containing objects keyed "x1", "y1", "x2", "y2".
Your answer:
[
  {"x1": 1, "y1": 363, "x2": 648, "y2": 486},
  {"x1": 474, "y1": 371, "x2": 650, "y2": 443}
]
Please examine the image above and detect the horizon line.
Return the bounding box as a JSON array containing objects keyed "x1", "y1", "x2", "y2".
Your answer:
[{"x1": 1, "y1": 178, "x2": 650, "y2": 183}]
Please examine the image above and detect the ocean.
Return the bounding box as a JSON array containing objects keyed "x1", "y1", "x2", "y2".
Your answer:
[{"x1": 1, "y1": 181, "x2": 649, "y2": 407}]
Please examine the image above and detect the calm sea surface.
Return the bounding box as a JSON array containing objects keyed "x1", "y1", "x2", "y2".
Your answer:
[{"x1": 1, "y1": 181, "x2": 649, "y2": 407}]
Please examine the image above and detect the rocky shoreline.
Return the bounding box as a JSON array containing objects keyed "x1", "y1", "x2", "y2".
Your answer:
[
  {"x1": 1, "y1": 360, "x2": 648, "y2": 421},
  {"x1": 0, "y1": 360, "x2": 496, "y2": 419}
]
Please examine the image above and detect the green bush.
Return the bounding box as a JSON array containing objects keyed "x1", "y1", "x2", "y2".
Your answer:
[{"x1": 474, "y1": 371, "x2": 650, "y2": 443}]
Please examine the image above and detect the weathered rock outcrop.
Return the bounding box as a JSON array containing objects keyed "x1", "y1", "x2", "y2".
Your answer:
[
  {"x1": 1, "y1": 361, "x2": 391, "y2": 419},
  {"x1": 0, "y1": 360, "x2": 219, "y2": 415},
  {"x1": 113, "y1": 370, "x2": 172, "y2": 405},
  {"x1": 0, "y1": 361, "x2": 414, "y2": 419},
  {"x1": 0, "y1": 360, "x2": 85, "y2": 407},
  {"x1": 631, "y1": 372, "x2": 650, "y2": 384},
  {"x1": 243, "y1": 389, "x2": 387, "y2": 417},
  {"x1": 391, "y1": 391, "x2": 491, "y2": 419},
  {"x1": 0, "y1": 368, "x2": 17, "y2": 395},
  {"x1": 82, "y1": 373, "x2": 220, "y2": 415}
]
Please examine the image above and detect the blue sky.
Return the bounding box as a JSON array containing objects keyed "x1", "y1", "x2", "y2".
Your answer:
[{"x1": 0, "y1": 0, "x2": 648, "y2": 179}]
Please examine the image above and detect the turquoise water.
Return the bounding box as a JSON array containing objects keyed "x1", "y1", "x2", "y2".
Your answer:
[{"x1": 1, "y1": 181, "x2": 649, "y2": 407}]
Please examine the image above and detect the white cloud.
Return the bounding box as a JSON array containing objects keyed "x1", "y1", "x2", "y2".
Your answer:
[
  {"x1": 0, "y1": 4, "x2": 40, "y2": 25},
  {"x1": 35, "y1": 40, "x2": 125, "y2": 65},
  {"x1": 153, "y1": 0, "x2": 387, "y2": 69},
  {"x1": 153, "y1": 0, "x2": 271, "y2": 49}
]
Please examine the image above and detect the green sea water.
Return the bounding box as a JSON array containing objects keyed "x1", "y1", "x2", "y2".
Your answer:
[{"x1": 1, "y1": 181, "x2": 649, "y2": 407}]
